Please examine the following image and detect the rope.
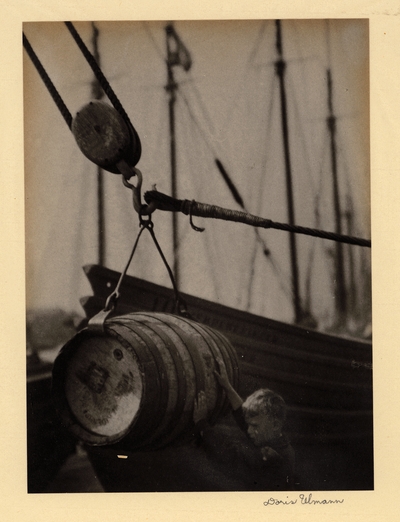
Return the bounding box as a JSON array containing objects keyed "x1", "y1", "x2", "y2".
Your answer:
[
  {"x1": 23, "y1": 33, "x2": 73, "y2": 128},
  {"x1": 64, "y1": 22, "x2": 133, "y2": 130},
  {"x1": 144, "y1": 190, "x2": 371, "y2": 248},
  {"x1": 23, "y1": 24, "x2": 131, "y2": 131}
]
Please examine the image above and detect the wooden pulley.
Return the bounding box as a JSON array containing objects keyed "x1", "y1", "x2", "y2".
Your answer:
[{"x1": 71, "y1": 100, "x2": 141, "y2": 174}]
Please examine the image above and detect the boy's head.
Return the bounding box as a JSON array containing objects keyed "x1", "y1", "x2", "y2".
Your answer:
[{"x1": 242, "y1": 388, "x2": 287, "y2": 446}]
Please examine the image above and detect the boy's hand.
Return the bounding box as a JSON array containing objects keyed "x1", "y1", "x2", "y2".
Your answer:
[
  {"x1": 193, "y1": 390, "x2": 208, "y2": 424},
  {"x1": 214, "y1": 355, "x2": 243, "y2": 411},
  {"x1": 261, "y1": 446, "x2": 282, "y2": 462},
  {"x1": 214, "y1": 356, "x2": 231, "y2": 389}
]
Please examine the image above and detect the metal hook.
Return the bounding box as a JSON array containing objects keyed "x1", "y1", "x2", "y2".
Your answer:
[
  {"x1": 188, "y1": 200, "x2": 205, "y2": 232},
  {"x1": 118, "y1": 160, "x2": 157, "y2": 215}
]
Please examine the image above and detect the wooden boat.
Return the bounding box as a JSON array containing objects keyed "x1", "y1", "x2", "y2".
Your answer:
[
  {"x1": 79, "y1": 263, "x2": 373, "y2": 491},
  {"x1": 24, "y1": 20, "x2": 372, "y2": 491}
]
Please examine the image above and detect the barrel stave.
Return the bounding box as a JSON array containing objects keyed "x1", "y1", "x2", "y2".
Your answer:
[{"x1": 52, "y1": 312, "x2": 240, "y2": 449}]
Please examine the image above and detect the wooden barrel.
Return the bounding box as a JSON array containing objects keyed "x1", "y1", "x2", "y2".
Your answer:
[{"x1": 52, "y1": 312, "x2": 240, "y2": 449}]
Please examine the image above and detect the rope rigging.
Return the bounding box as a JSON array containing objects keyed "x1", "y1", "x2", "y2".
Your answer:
[
  {"x1": 176, "y1": 80, "x2": 296, "y2": 307},
  {"x1": 23, "y1": 20, "x2": 371, "y2": 276},
  {"x1": 22, "y1": 33, "x2": 73, "y2": 128},
  {"x1": 23, "y1": 23, "x2": 141, "y2": 173},
  {"x1": 65, "y1": 22, "x2": 131, "y2": 131},
  {"x1": 176, "y1": 76, "x2": 291, "y2": 278}
]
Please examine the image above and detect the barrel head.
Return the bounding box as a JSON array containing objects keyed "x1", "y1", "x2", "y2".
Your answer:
[{"x1": 61, "y1": 333, "x2": 143, "y2": 444}]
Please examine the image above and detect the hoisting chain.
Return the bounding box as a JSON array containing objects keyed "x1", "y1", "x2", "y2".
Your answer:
[{"x1": 88, "y1": 213, "x2": 190, "y2": 330}]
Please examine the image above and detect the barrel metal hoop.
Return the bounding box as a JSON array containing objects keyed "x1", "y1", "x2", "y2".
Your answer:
[
  {"x1": 201, "y1": 325, "x2": 241, "y2": 418},
  {"x1": 108, "y1": 320, "x2": 170, "y2": 445},
  {"x1": 147, "y1": 315, "x2": 207, "y2": 395},
  {"x1": 125, "y1": 315, "x2": 188, "y2": 448},
  {"x1": 204, "y1": 325, "x2": 240, "y2": 386},
  {"x1": 136, "y1": 314, "x2": 207, "y2": 448},
  {"x1": 176, "y1": 316, "x2": 237, "y2": 423},
  {"x1": 104, "y1": 323, "x2": 162, "y2": 440}
]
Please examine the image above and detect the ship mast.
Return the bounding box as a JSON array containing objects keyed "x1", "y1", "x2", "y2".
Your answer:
[
  {"x1": 326, "y1": 68, "x2": 347, "y2": 326},
  {"x1": 274, "y1": 20, "x2": 303, "y2": 324},
  {"x1": 91, "y1": 22, "x2": 106, "y2": 266},
  {"x1": 165, "y1": 24, "x2": 192, "y2": 288}
]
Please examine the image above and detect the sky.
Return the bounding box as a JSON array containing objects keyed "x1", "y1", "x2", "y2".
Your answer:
[{"x1": 23, "y1": 19, "x2": 370, "y2": 333}]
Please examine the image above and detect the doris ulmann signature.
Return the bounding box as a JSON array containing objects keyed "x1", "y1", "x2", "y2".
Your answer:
[{"x1": 264, "y1": 493, "x2": 344, "y2": 506}]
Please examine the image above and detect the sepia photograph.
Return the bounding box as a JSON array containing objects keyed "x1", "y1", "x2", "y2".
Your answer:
[{"x1": 23, "y1": 19, "x2": 373, "y2": 494}]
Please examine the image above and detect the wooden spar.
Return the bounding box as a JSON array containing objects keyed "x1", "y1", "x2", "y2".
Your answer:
[
  {"x1": 275, "y1": 20, "x2": 303, "y2": 325},
  {"x1": 165, "y1": 24, "x2": 180, "y2": 289},
  {"x1": 143, "y1": 190, "x2": 371, "y2": 248},
  {"x1": 91, "y1": 22, "x2": 106, "y2": 266},
  {"x1": 164, "y1": 24, "x2": 193, "y2": 290}
]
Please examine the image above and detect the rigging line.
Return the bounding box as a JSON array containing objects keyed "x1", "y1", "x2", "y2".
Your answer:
[
  {"x1": 284, "y1": 67, "x2": 319, "y2": 198},
  {"x1": 64, "y1": 22, "x2": 133, "y2": 130},
  {"x1": 23, "y1": 33, "x2": 72, "y2": 128},
  {"x1": 303, "y1": 148, "x2": 329, "y2": 321},
  {"x1": 184, "y1": 76, "x2": 217, "y2": 136},
  {"x1": 173, "y1": 100, "x2": 225, "y2": 299},
  {"x1": 315, "y1": 130, "x2": 330, "y2": 216},
  {"x1": 176, "y1": 88, "x2": 219, "y2": 158},
  {"x1": 177, "y1": 87, "x2": 290, "y2": 288},
  {"x1": 215, "y1": 157, "x2": 293, "y2": 300},
  {"x1": 221, "y1": 21, "x2": 272, "y2": 132},
  {"x1": 142, "y1": 21, "x2": 167, "y2": 64},
  {"x1": 144, "y1": 190, "x2": 371, "y2": 247},
  {"x1": 170, "y1": 102, "x2": 236, "y2": 304},
  {"x1": 247, "y1": 20, "x2": 269, "y2": 67},
  {"x1": 334, "y1": 128, "x2": 370, "y2": 239},
  {"x1": 281, "y1": 62, "x2": 328, "y2": 311},
  {"x1": 179, "y1": 113, "x2": 224, "y2": 302},
  {"x1": 177, "y1": 85, "x2": 294, "y2": 301}
]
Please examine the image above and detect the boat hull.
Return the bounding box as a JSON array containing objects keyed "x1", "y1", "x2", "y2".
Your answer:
[{"x1": 79, "y1": 264, "x2": 373, "y2": 490}]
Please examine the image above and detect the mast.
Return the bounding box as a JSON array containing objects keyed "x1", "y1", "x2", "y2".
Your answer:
[
  {"x1": 344, "y1": 195, "x2": 357, "y2": 323},
  {"x1": 274, "y1": 20, "x2": 303, "y2": 324},
  {"x1": 91, "y1": 22, "x2": 106, "y2": 266},
  {"x1": 326, "y1": 68, "x2": 347, "y2": 325},
  {"x1": 165, "y1": 24, "x2": 192, "y2": 288}
]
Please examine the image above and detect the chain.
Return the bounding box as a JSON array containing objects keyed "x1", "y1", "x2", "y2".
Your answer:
[
  {"x1": 89, "y1": 214, "x2": 189, "y2": 331},
  {"x1": 140, "y1": 214, "x2": 190, "y2": 317}
]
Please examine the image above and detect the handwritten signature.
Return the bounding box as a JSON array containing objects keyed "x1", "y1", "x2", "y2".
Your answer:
[{"x1": 264, "y1": 493, "x2": 344, "y2": 506}]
